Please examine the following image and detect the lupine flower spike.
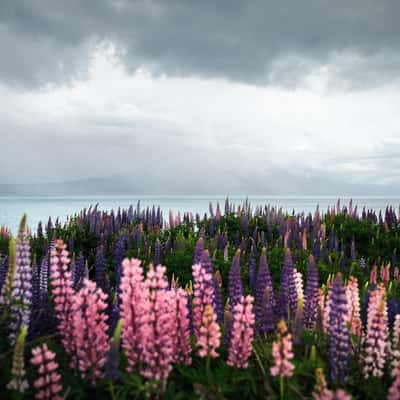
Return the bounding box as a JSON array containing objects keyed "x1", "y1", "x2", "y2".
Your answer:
[
  {"x1": 227, "y1": 295, "x2": 255, "y2": 368},
  {"x1": 7, "y1": 326, "x2": 28, "y2": 393},
  {"x1": 30, "y1": 343, "x2": 63, "y2": 400}
]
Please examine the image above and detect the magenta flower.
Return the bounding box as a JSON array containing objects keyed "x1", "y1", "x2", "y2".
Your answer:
[
  {"x1": 72, "y1": 279, "x2": 110, "y2": 383},
  {"x1": 392, "y1": 314, "x2": 400, "y2": 376},
  {"x1": 140, "y1": 264, "x2": 174, "y2": 385},
  {"x1": 30, "y1": 343, "x2": 63, "y2": 400},
  {"x1": 119, "y1": 258, "x2": 148, "y2": 372},
  {"x1": 388, "y1": 373, "x2": 400, "y2": 400},
  {"x1": 363, "y1": 284, "x2": 390, "y2": 378},
  {"x1": 270, "y1": 320, "x2": 295, "y2": 378},
  {"x1": 313, "y1": 368, "x2": 352, "y2": 400},
  {"x1": 192, "y1": 263, "x2": 215, "y2": 339},
  {"x1": 346, "y1": 276, "x2": 362, "y2": 337},
  {"x1": 197, "y1": 304, "x2": 221, "y2": 358},
  {"x1": 171, "y1": 288, "x2": 192, "y2": 365},
  {"x1": 227, "y1": 295, "x2": 255, "y2": 369},
  {"x1": 50, "y1": 240, "x2": 75, "y2": 358}
]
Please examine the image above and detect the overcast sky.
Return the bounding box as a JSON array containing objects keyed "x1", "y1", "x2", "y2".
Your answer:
[{"x1": 1, "y1": 1, "x2": 400, "y2": 193}]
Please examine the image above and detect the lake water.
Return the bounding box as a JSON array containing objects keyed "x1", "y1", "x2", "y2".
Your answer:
[{"x1": 1, "y1": 195, "x2": 400, "y2": 234}]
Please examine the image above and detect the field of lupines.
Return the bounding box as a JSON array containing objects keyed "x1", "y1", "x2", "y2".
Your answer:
[{"x1": 1, "y1": 199, "x2": 400, "y2": 399}]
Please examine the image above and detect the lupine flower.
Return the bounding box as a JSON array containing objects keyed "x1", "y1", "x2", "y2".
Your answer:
[
  {"x1": 363, "y1": 284, "x2": 390, "y2": 378},
  {"x1": 72, "y1": 279, "x2": 110, "y2": 383},
  {"x1": 120, "y1": 258, "x2": 148, "y2": 372},
  {"x1": 140, "y1": 264, "x2": 175, "y2": 385},
  {"x1": 392, "y1": 314, "x2": 400, "y2": 376},
  {"x1": 171, "y1": 288, "x2": 192, "y2": 365},
  {"x1": 9, "y1": 215, "x2": 32, "y2": 343},
  {"x1": 105, "y1": 320, "x2": 122, "y2": 381},
  {"x1": 30, "y1": 343, "x2": 63, "y2": 400},
  {"x1": 192, "y1": 263, "x2": 215, "y2": 339},
  {"x1": 0, "y1": 237, "x2": 15, "y2": 311},
  {"x1": 346, "y1": 276, "x2": 362, "y2": 337},
  {"x1": 313, "y1": 368, "x2": 352, "y2": 400},
  {"x1": 278, "y1": 248, "x2": 298, "y2": 320},
  {"x1": 197, "y1": 304, "x2": 221, "y2": 358},
  {"x1": 0, "y1": 255, "x2": 8, "y2": 294},
  {"x1": 50, "y1": 239, "x2": 75, "y2": 358},
  {"x1": 213, "y1": 271, "x2": 224, "y2": 323},
  {"x1": 323, "y1": 280, "x2": 333, "y2": 333},
  {"x1": 270, "y1": 320, "x2": 295, "y2": 378},
  {"x1": 293, "y1": 297, "x2": 304, "y2": 344},
  {"x1": 249, "y1": 243, "x2": 257, "y2": 293},
  {"x1": 303, "y1": 255, "x2": 319, "y2": 330},
  {"x1": 255, "y1": 247, "x2": 275, "y2": 333},
  {"x1": 94, "y1": 246, "x2": 110, "y2": 296},
  {"x1": 329, "y1": 273, "x2": 349, "y2": 383},
  {"x1": 388, "y1": 373, "x2": 400, "y2": 400},
  {"x1": 227, "y1": 295, "x2": 255, "y2": 368},
  {"x1": 7, "y1": 326, "x2": 28, "y2": 393},
  {"x1": 193, "y1": 237, "x2": 205, "y2": 265},
  {"x1": 228, "y1": 249, "x2": 243, "y2": 310}
]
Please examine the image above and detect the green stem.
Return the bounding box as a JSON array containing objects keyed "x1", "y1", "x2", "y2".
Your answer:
[
  {"x1": 206, "y1": 354, "x2": 211, "y2": 385},
  {"x1": 280, "y1": 376, "x2": 284, "y2": 400},
  {"x1": 108, "y1": 381, "x2": 116, "y2": 400}
]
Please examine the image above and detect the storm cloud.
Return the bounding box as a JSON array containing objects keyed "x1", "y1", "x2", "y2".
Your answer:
[
  {"x1": 1, "y1": 0, "x2": 400, "y2": 88},
  {"x1": 1, "y1": 1, "x2": 400, "y2": 194}
]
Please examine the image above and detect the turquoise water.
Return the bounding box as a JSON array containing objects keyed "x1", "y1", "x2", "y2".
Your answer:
[{"x1": 1, "y1": 195, "x2": 400, "y2": 234}]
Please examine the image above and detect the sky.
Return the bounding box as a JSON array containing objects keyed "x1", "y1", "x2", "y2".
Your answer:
[{"x1": 1, "y1": 0, "x2": 400, "y2": 194}]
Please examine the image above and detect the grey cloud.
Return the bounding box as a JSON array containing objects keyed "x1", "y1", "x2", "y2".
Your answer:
[{"x1": 1, "y1": 0, "x2": 400, "y2": 88}]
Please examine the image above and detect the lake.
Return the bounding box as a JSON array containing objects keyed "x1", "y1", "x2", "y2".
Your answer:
[{"x1": 1, "y1": 195, "x2": 399, "y2": 234}]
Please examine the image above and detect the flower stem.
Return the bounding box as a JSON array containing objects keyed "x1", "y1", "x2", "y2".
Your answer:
[{"x1": 280, "y1": 376, "x2": 284, "y2": 400}]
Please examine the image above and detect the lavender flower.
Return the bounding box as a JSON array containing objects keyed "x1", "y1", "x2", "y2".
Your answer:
[
  {"x1": 9, "y1": 215, "x2": 32, "y2": 344},
  {"x1": 328, "y1": 273, "x2": 349, "y2": 383},
  {"x1": 303, "y1": 255, "x2": 319, "y2": 330},
  {"x1": 255, "y1": 247, "x2": 275, "y2": 333},
  {"x1": 228, "y1": 249, "x2": 243, "y2": 310}
]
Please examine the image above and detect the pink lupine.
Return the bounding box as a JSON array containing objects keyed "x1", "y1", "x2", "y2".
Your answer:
[
  {"x1": 370, "y1": 265, "x2": 378, "y2": 285},
  {"x1": 30, "y1": 343, "x2": 63, "y2": 400},
  {"x1": 171, "y1": 288, "x2": 192, "y2": 365},
  {"x1": 313, "y1": 368, "x2": 352, "y2": 400},
  {"x1": 227, "y1": 295, "x2": 255, "y2": 369},
  {"x1": 392, "y1": 314, "x2": 400, "y2": 376},
  {"x1": 50, "y1": 240, "x2": 75, "y2": 358},
  {"x1": 363, "y1": 285, "x2": 390, "y2": 378},
  {"x1": 140, "y1": 264, "x2": 175, "y2": 385},
  {"x1": 381, "y1": 263, "x2": 391, "y2": 285},
  {"x1": 197, "y1": 304, "x2": 221, "y2": 358},
  {"x1": 192, "y1": 263, "x2": 215, "y2": 339},
  {"x1": 120, "y1": 258, "x2": 148, "y2": 372},
  {"x1": 388, "y1": 373, "x2": 400, "y2": 400},
  {"x1": 346, "y1": 276, "x2": 362, "y2": 337},
  {"x1": 394, "y1": 267, "x2": 399, "y2": 283},
  {"x1": 270, "y1": 320, "x2": 295, "y2": 378},
  {"x1": 72, "y1": 279, "x2": 110, "y2": 383}
]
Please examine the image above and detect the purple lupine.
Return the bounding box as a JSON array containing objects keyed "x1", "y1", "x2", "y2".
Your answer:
[
  {"x1": 154, "y1": 238, "x2": 162, "y2": 266},
  {"x1": 72, "y1": 253, "x2": 86, "y2": 290},
  {"x1": 95, "y1": 246, "x2": 110, "y2": 296},
  {"x1": 249, "y1": 242, "x2": 257, "y2": 293},
  {"x1": 255, "y1": 247, "x2": 275, "y2": 333},
  {"x1": 9, "y1": 215, "x2": 32, "y2": 344},
  {"x1": 303, "y1": 255, "x2": 319, "y2": 330},
  {"x1": 328, "y1": 273, "x2": 349, "y2": 383},
  {"x1": 278, "y1": 248, "x2": 298, "y2": 321},
  {"x1": 228, "y1": 249, "x2": 243, "y2": 310},
  {"x1": 193, "y1": 237, "x2": 205, "y2": 265},
  {"x1": 114, "y1": 236, "x2": 126, "y2": 291},
  {"x1": 0, "y1": 256, "x2": 8, "y2": 293}
]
